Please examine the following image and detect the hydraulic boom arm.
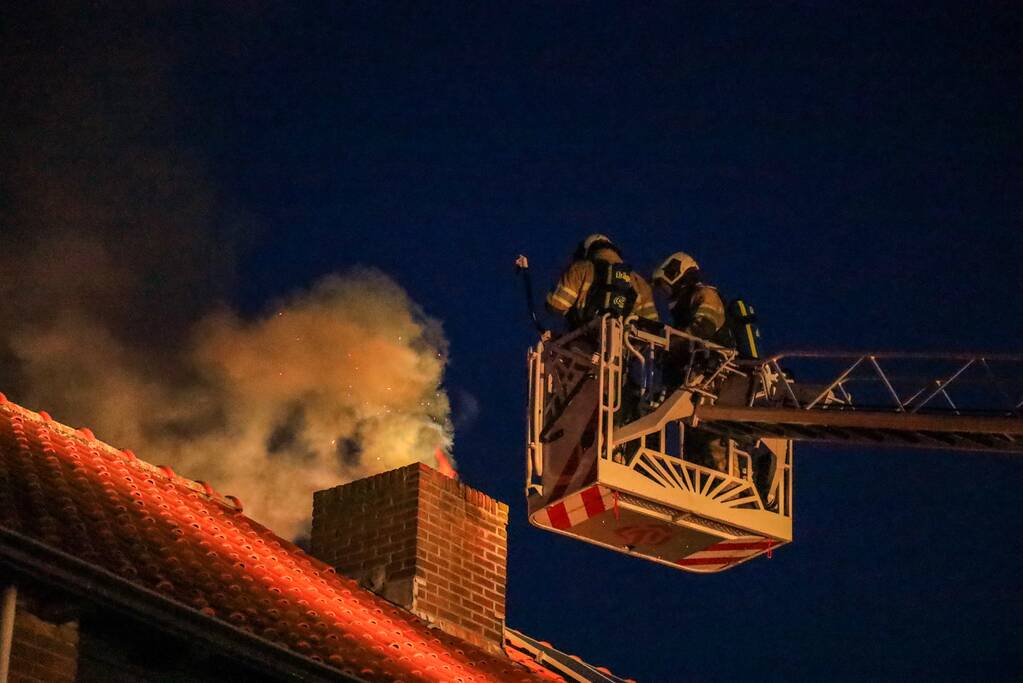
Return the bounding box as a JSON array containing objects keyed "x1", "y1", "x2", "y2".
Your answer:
[
  {"x1": 525, "y1": 317, "x2": 1023, "y2": 573},
  {"x1": 694, "y1": 351, "x2": 1023, "y2": 453}
]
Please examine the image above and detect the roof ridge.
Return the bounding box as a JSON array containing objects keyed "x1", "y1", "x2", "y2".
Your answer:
[{"x1": 0, "y1": 392, "x2": 243, "y2": 513}]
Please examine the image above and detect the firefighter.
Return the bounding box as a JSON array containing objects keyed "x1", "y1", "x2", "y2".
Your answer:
[
  {"x1": 545, "y1": 234, "x2": 658, "y2": 330},
  {"x1": 652, "y1": 251, "x2": 732, "y2": 472},
  {"x1": 546, "y1": 235, "x2": 656, "y2": 443},
  {"x1": 651, "y1": 251, "x2": 728, "y2": 343}
]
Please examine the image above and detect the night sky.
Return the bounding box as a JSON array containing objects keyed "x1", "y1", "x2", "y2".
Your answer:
[{"x1": 4, "y1": 3, "x2": 1023, "y2": 681}]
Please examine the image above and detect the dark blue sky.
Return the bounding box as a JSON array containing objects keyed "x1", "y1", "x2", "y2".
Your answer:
[{"x1": 5, "y1": 3, "x2": 1023, "y2": 681}]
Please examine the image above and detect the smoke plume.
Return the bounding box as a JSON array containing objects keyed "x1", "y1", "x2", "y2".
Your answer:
[
  {"x1": 0, "y1": 7, "x2": 453, "y2": 539},
  {"x1": 5, "y1": 271, "x2": 453, "y2": 538}
]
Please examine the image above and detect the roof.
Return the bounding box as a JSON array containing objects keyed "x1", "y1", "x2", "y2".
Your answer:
[
  {"x1": 505, "y1": 629, "x2": 634, "y2": 683},
  {"x1": 0, "y1": 393, "x2": 559, "y2": 683}
]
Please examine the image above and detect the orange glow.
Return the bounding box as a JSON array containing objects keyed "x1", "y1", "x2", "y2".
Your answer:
[
  {"x1": 434, "y1": 446, "x2": 458, "y2": 479},
  {"x1": 0, "y1": 396, "x2": 543, "y2": 682}
]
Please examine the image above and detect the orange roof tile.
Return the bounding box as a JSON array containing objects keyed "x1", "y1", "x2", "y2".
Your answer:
[{"x1": 0, "y1": 394, "x2": 559, "y2": 683}]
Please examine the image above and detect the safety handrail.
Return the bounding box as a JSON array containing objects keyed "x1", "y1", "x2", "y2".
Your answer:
[
  {"x1": 746, "y1": 352, "x2": 1023, "y2": 416},
  {"x1": 527, "y1": 315, "x2": 793, "y2": 515}
]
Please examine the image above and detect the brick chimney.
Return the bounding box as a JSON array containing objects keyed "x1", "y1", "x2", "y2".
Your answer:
[{"x1": 310, "y1": 463, "x2": 508, "y2": 655}]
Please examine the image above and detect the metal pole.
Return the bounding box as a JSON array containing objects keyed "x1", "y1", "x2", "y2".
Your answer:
[
  {"x1": 515, "y1": 255, "x2": 547, "y2": 334},
  {"x1": 909, "y1": 359, "x2": 975, "y2": 414},
  {"x1": 806, "y1": 357, "x2": 863, "y2": 409},
  {"x1": 0, "y1": 585, "x2": 17, "y2": 683}
]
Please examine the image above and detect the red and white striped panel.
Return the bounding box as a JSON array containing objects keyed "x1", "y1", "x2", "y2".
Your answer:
[
  {"x1": 676, "y1": 537, "x2": 776, "y2": 571},
  {"x1": 534, "y1": 485, "x2": 616, "y2": 530}
]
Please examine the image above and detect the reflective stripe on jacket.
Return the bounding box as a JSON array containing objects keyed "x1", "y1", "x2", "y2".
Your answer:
[{"x1": 546, "y1": 249, "x2": 658, "y2": 324}]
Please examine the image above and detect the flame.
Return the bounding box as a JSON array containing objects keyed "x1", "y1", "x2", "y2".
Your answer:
[{"x1": 435, "y1": 447, "x2": 458, "y2": 480}]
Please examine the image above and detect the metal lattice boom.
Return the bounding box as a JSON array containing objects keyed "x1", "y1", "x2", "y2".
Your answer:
[{"x1": 695, "y1": 351, "x2": 1023, "y2": 453}]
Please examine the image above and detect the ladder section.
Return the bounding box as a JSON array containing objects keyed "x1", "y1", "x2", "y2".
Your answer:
[{"x1": 696, "y1": 352, "x2": 1023, "y2": 453}]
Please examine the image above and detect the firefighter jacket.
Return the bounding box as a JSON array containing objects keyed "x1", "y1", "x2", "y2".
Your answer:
[
  {"x1": 669, "y1": 284, "x2": 727, "y2": 341},
  {"x1": 546, "y1": 248, "x2": 658, "y2": 327}
]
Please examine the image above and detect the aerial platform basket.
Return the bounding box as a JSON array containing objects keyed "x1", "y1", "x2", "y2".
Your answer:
[{"x1": 526, "y1": 318, "x2": 792, "y2": 573}]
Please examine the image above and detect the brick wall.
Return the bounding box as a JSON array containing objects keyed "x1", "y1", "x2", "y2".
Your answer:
[
  {"x1": 7, "y1": 592, "x2": 79, "y2": 683},
  {"x1": 311, "y1": 463, "x2": 509, "y2": 655}
]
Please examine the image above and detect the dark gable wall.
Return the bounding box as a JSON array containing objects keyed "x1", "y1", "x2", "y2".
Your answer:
[
  {"x1": 2, "y1": 581, "x2": 286, "y2": 683},
  {"x1": 76, "y1": 613, "x2": 281, "y2": 683},
  {"x1": 7, "y1": 594, "x2": 78, "y2": 683}
]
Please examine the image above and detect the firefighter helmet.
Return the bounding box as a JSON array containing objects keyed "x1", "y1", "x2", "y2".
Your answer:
[
  {"x1": 583, "y1": 233, "x2": 612, "y2": 252},
  {"x1": 653, "y1": 251, "x2": 700, "y2": 289},
  {"x1": 576, "y1": 233, "x2": 621, "y2": 260}
]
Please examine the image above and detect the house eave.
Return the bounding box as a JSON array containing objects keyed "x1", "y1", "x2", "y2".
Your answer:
[{"x1": 0, "y1": 526, "x2": 366, "y2": 683}]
